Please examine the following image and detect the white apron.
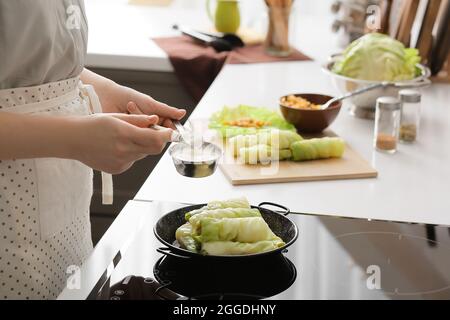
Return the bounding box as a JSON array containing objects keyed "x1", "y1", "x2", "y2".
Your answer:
[{"x1": 0, "y1": 76, "x2": 112, "y2": 299}]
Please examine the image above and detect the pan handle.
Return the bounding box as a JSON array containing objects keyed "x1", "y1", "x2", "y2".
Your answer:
[
  {"x1": 157, "y1": 247, "x2": 191, "y2": 260},
  {"x1": 258, "y1": 202, "x2": 290, "y2": 216}
]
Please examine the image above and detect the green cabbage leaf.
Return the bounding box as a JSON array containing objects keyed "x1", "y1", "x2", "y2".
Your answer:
[{"x1": 209, "y1": 105, "x2": 296, "y2": 138}]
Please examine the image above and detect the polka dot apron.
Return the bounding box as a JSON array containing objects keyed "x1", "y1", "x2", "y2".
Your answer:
[{"x1": 0, "y1": 77, "x2": 113, "y2": 299}]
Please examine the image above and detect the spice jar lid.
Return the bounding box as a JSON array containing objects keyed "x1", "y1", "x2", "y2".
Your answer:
[
  {"x1": 399, "y1": 89, "x2": 421, "y2": 103},
  {"x1": 376, "y1": 96, "x2": 401, "y2": 111}
]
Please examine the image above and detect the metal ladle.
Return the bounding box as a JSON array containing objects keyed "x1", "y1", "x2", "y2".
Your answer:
[
  {"x1": 320, "y1": 79, "x2": 431, "y2": 110},
  {"x1": 319, "y1": 82, "x2": 389, "y2": 110}
]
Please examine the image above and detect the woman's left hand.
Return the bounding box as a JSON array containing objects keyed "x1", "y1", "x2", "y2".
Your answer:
[
  {"x1": 100, "y1": 83, "x2": 186, "y2": 129},
  {"x1": 81, "y1": 69, "x2": 186, "y2": 129}
]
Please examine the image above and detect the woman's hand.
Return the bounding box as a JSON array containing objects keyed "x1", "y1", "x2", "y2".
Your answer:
[
  {"x1": 80, "y1": 69, "x2": 186, "y2": 128},
  {"x1": 72, "y1": 113, "x2": 174, "y2": 174},
  {"x1": 1, "y1": 112, "x2": 173, "y2": 174}
]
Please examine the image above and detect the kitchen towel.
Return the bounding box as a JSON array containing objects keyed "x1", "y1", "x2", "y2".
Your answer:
[{"x1": 153, "y1": 36, "x2": 311, "y2": 102}]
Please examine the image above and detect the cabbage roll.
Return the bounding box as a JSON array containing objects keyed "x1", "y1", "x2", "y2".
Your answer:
[
  {"x1": 239, "y1": 145, "x2": 292, "y2": 164},
  {"x1": 207, "y1": 197, "x2": 250, "y2": 210},
  {"x1": 229, "y1": 130, "x2": 302, "y2": 157},
  {"x1": 175, "y1": 223, "x2": 199, "y2": 252},
  {"x1": 185, "y1": 197, "x2": 250, "y2": 221},
  {"x1": 228, "y1": 134, "x2": 259, "y2": 157},
  {"x1": 197, "y1": 217, "x2": 282, "y2": 243},
  {"x1": 201, "y1": 239, "x2": 285, "y2": 255},
  {"x1": 189, "y1": 208, "x2": 261, "y2": 234},
  {"x1": 257, "y1": 129, "x2": 303, "y2": 149},
  {"x1": 290, "y1": 137, "x2": 345, "y2": 161}
]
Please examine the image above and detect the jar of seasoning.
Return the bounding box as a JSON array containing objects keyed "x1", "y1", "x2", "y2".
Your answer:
[
  {"x1": 399, "y1": 89, "x2": 421, "y2": 143},
  {"x1": 374, "y1": 96, "x2": 401, "y2": 154}
]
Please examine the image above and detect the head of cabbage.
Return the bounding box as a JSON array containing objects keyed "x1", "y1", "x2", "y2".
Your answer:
[{"x1": 332, "y1": 33, "x2": 421, "y2": 82}]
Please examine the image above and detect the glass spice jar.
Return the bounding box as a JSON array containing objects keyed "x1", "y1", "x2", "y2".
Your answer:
[
  {"x1": 399, "y1": 89, "x2": 421, "y2": 143},
  {"x1": 374, "y1": 96, "x2": 402, "y2": 154}
]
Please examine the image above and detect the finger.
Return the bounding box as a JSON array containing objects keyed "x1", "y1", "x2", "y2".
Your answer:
[
  {"x1": 162, "y1": 118, "x2": 177, "y2": 130},
  {"x1": 142, "y1": 98, "x2": 186, "y2": 120},
  {"x1": 127, "y1": 101, "x2": 144, "y2": 115},
  {"x1": 130, "y1": 126, "x2": 174, "y2": 149},
  {"x1": 111, "y1": 113, "x2": 159, "y2": 128},
  {"x1": 130, "y1": 101, "x2": 175, "y2": 129}
]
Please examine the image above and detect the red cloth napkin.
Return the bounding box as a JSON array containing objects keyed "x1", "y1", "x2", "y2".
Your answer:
[{"x1": 153, "y1": 36, "x2": 311, "y2": 102}]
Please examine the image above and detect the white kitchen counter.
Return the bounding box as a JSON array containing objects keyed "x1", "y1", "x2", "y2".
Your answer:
[
  {"x1": 136, "y1": 61, "x2": 450, "y2": 226},
  {"x1": 85, "y1": 0, "x2": 338, "y2": 71}
]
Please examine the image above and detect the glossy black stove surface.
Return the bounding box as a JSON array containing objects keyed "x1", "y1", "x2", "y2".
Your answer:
[{"x1": 91, "y1": 201, "x2": 450, "y2": 300}]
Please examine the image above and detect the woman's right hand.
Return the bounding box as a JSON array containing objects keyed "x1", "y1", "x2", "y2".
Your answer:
[{"x1": 72, "y1": 113, "x2": 174, "y2": 174}]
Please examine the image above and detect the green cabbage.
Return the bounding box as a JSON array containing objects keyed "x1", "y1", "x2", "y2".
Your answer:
[
  {"x1": 332, "y1": 33, "x2": 421, "y2": 81},
  {"x1": 209, "y1": 105, "x2": 296, "y2": 138}
]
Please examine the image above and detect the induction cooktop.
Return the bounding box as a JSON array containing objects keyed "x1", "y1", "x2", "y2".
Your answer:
[{"x1": 88, "y1": 201, "x2": 450, "y2": 300}]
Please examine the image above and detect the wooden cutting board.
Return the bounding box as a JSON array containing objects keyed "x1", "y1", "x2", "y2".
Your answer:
[{"x1": 218, "y1": 131, "x2": 378, "y2": 186}]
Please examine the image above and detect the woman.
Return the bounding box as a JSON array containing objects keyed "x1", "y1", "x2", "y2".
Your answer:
[{"x1": 0, "y1": 1, "x2": 185, "y2": 299}]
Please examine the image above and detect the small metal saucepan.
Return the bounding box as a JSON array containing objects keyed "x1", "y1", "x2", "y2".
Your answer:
[
  {"x1": 151, "y1": 120, "x2": 222, "y2": 178},
  {"x1": 154, "y1": 202, "x2": 299, "y2": 261},
  {"x1": 168, "y1": 142, "x2": 222, "y2": 178}
]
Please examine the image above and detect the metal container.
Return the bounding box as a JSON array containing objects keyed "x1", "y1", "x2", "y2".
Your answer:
[{"x1": 169, "y1": 142, "x2": 222, "y2": 178}]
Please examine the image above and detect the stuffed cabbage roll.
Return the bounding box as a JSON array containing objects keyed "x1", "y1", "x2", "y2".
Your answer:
[
  {"x1": 185, "y1": 197, "x2": 250, "y2": 221},
  {"x1": 207, "y1": 197, "x2": 250, "y2": 210},
  {"x1": 239, "y1": 145, "x2": 292, "y2": 164},
  {"x1": 189, "y1": 208, "x2": 261, "y2": 234},
  {"x1": 228, "y1": 134, "x2": 259, "y2": 157},
  {"x1": 175, "y1": 223, "x2": 199, "y2": 252},
  {"x1": 290, "y1": 137, "x2": 345, "y2": 161},
  {"x1": 197, "y1": 217, "x2": 282, "y2": 243},
  {"x1": 229, "y1": 130, "x2": 302, "y2": 157},
  {"x1": 201, "y1": 239, "x2": 285, "y2": 255},
  {"x1": 257, "y1": 129, "x2": 303, "y2": 150}
]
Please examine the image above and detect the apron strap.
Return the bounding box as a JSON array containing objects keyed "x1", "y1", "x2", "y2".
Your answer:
[{"x1": 79, "y1": 83, "x2": 114, "y2": 205}]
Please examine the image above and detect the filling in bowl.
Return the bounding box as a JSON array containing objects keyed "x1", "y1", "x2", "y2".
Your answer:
[{"x1": 281, "y1": 95, "x2": 321, "y2": 110}]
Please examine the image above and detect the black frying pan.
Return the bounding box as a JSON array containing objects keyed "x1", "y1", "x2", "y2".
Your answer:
[{"x1": 154, "y1": 202, "x2": 298, "y2": 260}]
